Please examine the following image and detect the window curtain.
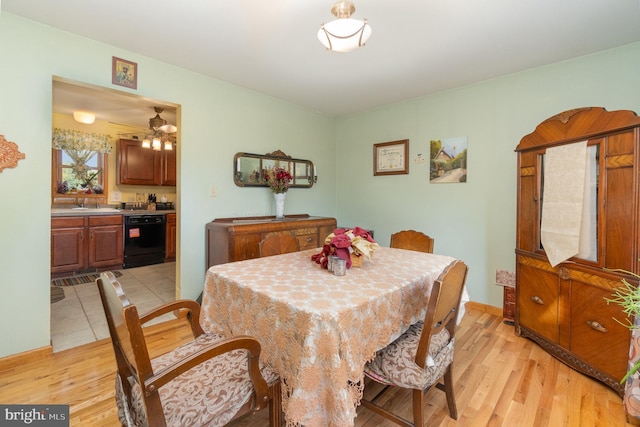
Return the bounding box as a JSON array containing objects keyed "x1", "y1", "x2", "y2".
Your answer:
[
  {"x1": 540, "y1": 140, "x2": 591, "y2": 267},
  {"x1": 52, "y1": 128, "x2": 112, "y2": 182}
]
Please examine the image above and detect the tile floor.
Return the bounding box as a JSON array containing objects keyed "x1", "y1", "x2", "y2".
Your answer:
[{"x1": 50, "y1": 262, "x2": 177, "y2": 352}]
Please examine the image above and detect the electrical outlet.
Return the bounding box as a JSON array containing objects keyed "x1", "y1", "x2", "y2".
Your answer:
[
  {"x1": 209, "y1": 186, "x2": 217, "y2": 197},
  {"x1": 111, "y1": 191, "x2": 122, "y2": 202}
]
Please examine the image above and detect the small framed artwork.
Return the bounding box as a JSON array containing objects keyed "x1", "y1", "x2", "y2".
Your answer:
[
  {"x1": 373, "y1": 139, "x2": 409, "y2": 176},
  {"x1": 430, "y1": 136, "x2": 468, "y2": 183},
  {"x1": 112, "y1": 56, "x2": 137, "y2": 89}
]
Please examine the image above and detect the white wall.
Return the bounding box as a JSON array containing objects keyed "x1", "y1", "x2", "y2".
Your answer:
[
  {"x1": 335, "y1": 42, "x2": 640, "y2": 307},
  {"x1": 0, "y1": 13, "x2": 336, "y2": 358}
]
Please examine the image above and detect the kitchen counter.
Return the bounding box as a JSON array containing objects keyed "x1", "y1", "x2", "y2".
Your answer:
[{"x1": 51, "y1": 208, "x2": 176, "y2": 217}]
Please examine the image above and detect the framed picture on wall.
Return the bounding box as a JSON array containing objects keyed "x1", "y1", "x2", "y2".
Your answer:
[
  {"x1": 430, "y1": 136, "x2": 468, "y2": 183},
  {"x1": 112, "y1": 56, "x2": 138, "y2": 89},
  {"x1": 373, "y1": 139, "x2": 409, "y2": 176}
]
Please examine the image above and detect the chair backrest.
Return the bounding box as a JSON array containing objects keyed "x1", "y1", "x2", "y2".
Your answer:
[
  {"x1": 96, "y1": 272, "x2": 154, "y2": 395},
  {"x1": 390, "y1": 230, "x2": 434, "y2": 254},
  {"x1": 415, "y1": 260, "x2": 468, "y2": 368},
  {"x1": 259, "y1": 232, "x2": 299, "y2": 257}
]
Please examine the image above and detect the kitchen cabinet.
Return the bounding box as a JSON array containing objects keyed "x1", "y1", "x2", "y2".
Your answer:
[
  {"x1": 118, "y1": 139, "x2": 175, "y2": 186},
  {"x1": 515, "y1": 107, "x2": 640, "y2": 395},
  {"x1": 51, "y1": 215, "x2": 123, "y2": 276},
  {"x1": 206, "y1": 214, "x2": 337, "y2": 269},
  {"x1": 165, "y1": 213, "x2": 177, "y2": 261}
]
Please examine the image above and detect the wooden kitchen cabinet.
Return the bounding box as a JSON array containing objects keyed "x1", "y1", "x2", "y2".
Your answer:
[
  {"x1": 206, "y1": 214, "x2": 337, "y2": 269},
  {"x1": 165, "y1": 213, "x2": 177, "y2": 261},
  {"x1": 51, "y1": 216, "x2": 86, "y2": 274},
  {"x1": 515, "y1": 107, "x2": 640, "y2": 395},
  {"x1": 51, "y1": 215, "x2": 123, "y2": 276},
  {"x1": 118, "y1": 139, "x2": 175, "y2": 186}
]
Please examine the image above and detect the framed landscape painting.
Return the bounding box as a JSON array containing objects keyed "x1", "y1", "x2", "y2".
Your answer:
[{"x1": 430, "y1": 137, "x2": 467, "y2": 183}]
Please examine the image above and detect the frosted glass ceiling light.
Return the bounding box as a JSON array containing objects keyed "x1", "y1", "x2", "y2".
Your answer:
[
  {"x1": 318, "y1": 1, "x2": 371, "y2": 52},
  {"x1": 73, "y1": 111, "x2": 95, "y2": 124},
  {"x1": 141, "y1": 138, "x2": 151, "y2": 149},
  {"x1": 152, "y1": 137, "x2": 162, "y2": 151},
  {"x1": 164, "y1": 140, "x2": 173, "y2": 151}
]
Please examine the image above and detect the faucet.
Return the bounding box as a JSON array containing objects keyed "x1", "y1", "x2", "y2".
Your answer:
[
  {"x1": 77, "y1": 198, "x2": 85, "y2": 208},
  {"x1": 96, "y1": 201, "x2": 100, "y2": 209}
]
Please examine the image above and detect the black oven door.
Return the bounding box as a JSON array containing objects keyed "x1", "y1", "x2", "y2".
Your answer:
[{"x1": 124, "y1": 215, "x2": 166, "y2": 268}]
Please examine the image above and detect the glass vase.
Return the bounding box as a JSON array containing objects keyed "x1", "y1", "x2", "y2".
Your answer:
[{"x1": 274, "y1": 192, "x2": 286, "y2": 219}]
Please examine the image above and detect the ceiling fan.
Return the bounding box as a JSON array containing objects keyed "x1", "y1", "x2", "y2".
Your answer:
[{"x1": 114, "y1": 106, "x2": 177, "y2": 151}]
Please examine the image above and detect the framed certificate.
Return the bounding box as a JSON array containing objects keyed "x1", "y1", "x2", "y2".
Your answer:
[{"x1": 373, "y1": 139, "x2": 409, "y2": 176}]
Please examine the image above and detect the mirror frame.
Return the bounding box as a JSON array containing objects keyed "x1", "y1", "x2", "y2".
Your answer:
[{"x1": 234, "y1": 150, "x2": 316, "y2": 188}]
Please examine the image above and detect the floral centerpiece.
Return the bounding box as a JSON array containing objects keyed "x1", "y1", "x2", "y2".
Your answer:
[
  {"x1": 264, "y1": 167, "x2": 292, "y2": 219},
  {"x1": 311, "y1": 227, "x2": 379, "y2": 269},
  {"x1": 264, "y1": 167, "x2": 292, "y2": 193}
]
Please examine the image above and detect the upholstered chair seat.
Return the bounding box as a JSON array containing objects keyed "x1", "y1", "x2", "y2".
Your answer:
[{"x1": 364, "y1": 323, "x2": 453, "y2": 390}]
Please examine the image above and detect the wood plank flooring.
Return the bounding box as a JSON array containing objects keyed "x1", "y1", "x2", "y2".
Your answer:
[{"x1": 0, "y1": 302, "x2": 634, "y2": 426}]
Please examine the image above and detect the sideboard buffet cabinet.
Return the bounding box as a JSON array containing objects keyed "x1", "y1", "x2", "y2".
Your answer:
[
  {"x1": 206, "y1": 214, "x2": 337, "y2": 269},
  {"x1": 515, "y1": 107, "x2": 640, "y2": 395}
]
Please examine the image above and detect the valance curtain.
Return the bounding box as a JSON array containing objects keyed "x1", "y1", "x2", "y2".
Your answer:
[{"x1": 51, "y1": 128, "x2": 112, "y2": 153}]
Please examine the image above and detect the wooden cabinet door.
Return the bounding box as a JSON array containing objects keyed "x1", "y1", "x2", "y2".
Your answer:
[
  {"x1": 88, "y1": 225, "x2": 123, "y2": 267},
  {"x1": 118, "y1": 139, "x2": 161, "y2": 185},
  {"x1": 87, "y1": 215, "x2": 123, "y2": 268},
  {"x1": 517, "y1": 262, "x2": 560, "y2": 343},
  {"x1": 570, "y1": 280, "x2": 630, "y2": 380},
  {"x1": 51, "y1": 227, "x2": 86, "y2": 273},
  {"x1": 165, "y1": 213, "x2": 177, "y2": 260},
  {"x1": 162, "y1": 148, "x2": 176, "y2": 186}
]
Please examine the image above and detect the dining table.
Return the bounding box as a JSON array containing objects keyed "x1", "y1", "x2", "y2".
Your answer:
[{"x1": 199, "y1": 246, "x2": 464, "y2": 427}]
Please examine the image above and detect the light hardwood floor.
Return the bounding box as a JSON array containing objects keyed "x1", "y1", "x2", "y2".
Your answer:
[{"x1": 0, "y1": 303, "x2": 634, "y2": 426}]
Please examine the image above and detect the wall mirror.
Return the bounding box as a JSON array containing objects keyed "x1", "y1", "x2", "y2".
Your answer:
[{"x1": 234, "y1": 150, "x2": 316, "y2": 188}]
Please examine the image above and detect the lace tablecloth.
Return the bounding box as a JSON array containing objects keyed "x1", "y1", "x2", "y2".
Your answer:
[{"x1": 200, "y1": 247, "x2": 457, "y2": 427}]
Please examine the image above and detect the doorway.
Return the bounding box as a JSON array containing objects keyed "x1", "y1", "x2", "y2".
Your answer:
[{"x1": 51, "y1": 76, "x2": 180, "y2": 351}]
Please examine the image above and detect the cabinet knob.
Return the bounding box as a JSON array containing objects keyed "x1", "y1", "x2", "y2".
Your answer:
[
  {"x1": 306, "y1": 237, "x2": 313, "y2": 242},
  {"x1": 530, "y1": 296, "x2": 544, "y2": 305},
  {"x1": 586, "y1": 320, "x2": 608, "y2": 333}
]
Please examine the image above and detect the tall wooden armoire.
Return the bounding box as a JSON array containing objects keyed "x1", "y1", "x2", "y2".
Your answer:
[{"x1": 515, "y1": 107, "x2": 640, "y2": 395}]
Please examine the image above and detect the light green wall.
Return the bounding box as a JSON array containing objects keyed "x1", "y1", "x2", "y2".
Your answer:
[
  {"x1": 2, "y1": 10, "x2": 639, "y2": 359},
  {"x1": 335, "y1": 42, "x2": 640, "y2": 306},
  {"x1": 0, "y1": 14, "x2": 336, "y2": 358}
]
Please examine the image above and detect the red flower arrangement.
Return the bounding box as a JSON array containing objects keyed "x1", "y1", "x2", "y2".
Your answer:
[
  {"x1": 264, "y1": 167, "x2": 293, "y2": 193},
  {"x1": 311, "y1": 227, "x2": 379, "y2": 269}
]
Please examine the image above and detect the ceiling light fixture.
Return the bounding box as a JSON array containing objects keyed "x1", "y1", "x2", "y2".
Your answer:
[
  {"x1": 73, "y1": 111, "x2": 96, "y2": 124},
  {"x1": 318, "y1": 1, "x2": 371, "y2": 52},
  {"x1": 142, "y1": 106, "x2": 177, "y2": 150}
]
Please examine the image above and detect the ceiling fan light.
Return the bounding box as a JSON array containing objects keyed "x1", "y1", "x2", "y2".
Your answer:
[
  {"x1": 141, "y1": 139, "x2": 151, "y2": 149},
  {"x1": 73, "y1": 111, "x2": 95, "y2": 124},
  {"x1": 164, "y1": 141, "x2": 173, "y2": 151},
  {"x1": 152, "y1": 137, "x2": 162, "y2": 151},
  {"x1": 159, "y1": 124, "x2": 177, "y2": 133}
]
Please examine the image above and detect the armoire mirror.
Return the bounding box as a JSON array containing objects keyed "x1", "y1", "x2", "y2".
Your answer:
[{"x1": 234, "y1": 150, "x2": 316, "y2": 188}]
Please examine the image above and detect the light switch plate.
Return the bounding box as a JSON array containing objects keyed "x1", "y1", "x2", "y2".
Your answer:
[{"x1": 209, "y1": 186, "x2": 217, "y2": 197}]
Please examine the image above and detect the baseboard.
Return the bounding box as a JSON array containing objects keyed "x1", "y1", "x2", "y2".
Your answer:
[
  {"x1": 0, "y1": 345, "x2": 52, "y2": 370},
  {"x1": 465, "y1": 301, "x2": 502, "y2": 317}
]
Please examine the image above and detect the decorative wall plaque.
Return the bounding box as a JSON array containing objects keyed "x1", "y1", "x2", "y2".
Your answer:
[{"x1": 0, "y1": 135, "x2": 26, "y2": 173}]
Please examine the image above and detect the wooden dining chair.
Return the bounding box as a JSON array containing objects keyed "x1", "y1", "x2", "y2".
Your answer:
[
  {"x1": 361, "y1": 260, "x2": 468, "y2": 427},
  {"x1": 259, "y1": 232, "x2": 299, "y2": 257},
  {"x1": 96, "y1": 271, "x2": 282, "y2": 427},
  {"x1": 389, "y1": 230, "x2": 435, "y2": 254}
]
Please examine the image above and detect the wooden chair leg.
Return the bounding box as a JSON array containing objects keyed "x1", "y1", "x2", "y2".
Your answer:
[
  {"x1": 412, "y1": 388, "x2": 425, "y2": 426},
  {"x1": 443, "y1": 367, "x2": 458, "y2": 420},
  {"x1": 269, "y1": 380, "x2": 283, "y2": 427}
]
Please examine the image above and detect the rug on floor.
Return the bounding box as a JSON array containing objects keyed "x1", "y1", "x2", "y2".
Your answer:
[
  {"x1": 51, "y1": 286, "x2": 65, "y2": 303},
  {"x1": 52, "y1": 270, "x2": 123, "y2": 287}
]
